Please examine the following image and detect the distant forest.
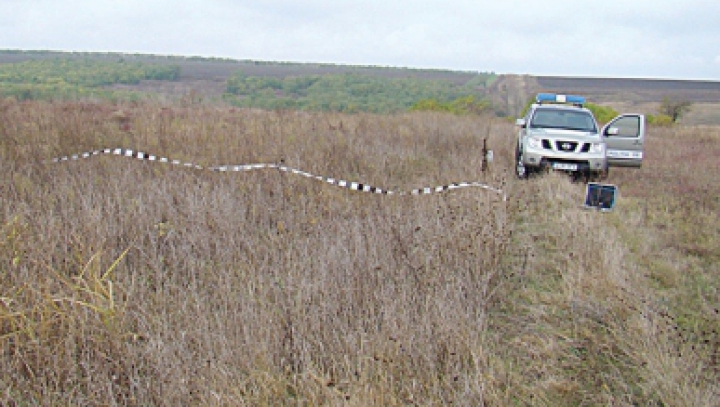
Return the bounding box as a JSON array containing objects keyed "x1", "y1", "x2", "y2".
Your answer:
[
  {"x1": 0, "y1": 50, "x2": 497, "y2": 114},
  {"x1": 223, "y1": 70, "x2": 494, "y2": 113},
  {"x1": 0, "y1": 56, "x2": 180, "y2": 101}
]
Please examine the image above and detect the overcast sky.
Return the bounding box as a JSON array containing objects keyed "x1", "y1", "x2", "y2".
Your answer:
[{"x1": 2, "y1": 0, "x2": 719, "y2": 80}]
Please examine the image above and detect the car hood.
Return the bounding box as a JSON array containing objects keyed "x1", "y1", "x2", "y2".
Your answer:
[{"x1": 528, "y1": 128, "x2": 601, "y2": 141}]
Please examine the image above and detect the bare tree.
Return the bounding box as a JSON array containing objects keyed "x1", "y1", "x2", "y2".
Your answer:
[{"x1": 659, "y1": 96, "x2": 692, "y2": 123}]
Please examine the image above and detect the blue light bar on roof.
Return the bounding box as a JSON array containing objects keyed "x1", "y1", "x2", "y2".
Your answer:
[{"x1": 536, "y1": 93, "x2": 585, "y2": 105}]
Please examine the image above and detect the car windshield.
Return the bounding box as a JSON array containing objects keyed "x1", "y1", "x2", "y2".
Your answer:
[{"x1": 530, "y1": 109, "x2": 597, "y2": 132}]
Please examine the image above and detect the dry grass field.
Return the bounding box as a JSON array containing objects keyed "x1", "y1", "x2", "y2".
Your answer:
[{"x1": 1, "y1": 99, "x2": 718, "y2": 405}]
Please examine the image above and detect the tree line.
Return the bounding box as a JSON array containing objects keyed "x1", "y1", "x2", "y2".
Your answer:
[
  {"x1": 0, "y1": 55, "x2": 689, "y2": 123},
  {"x1": 223, "y1": 71, "x2": 496, "y2": 114},
  {"x1": 0, "y1": 58, "x2": 179, "y2": 101},
  {"x1": 0, "y1": 55, "x2": 496, "y2": 114}
]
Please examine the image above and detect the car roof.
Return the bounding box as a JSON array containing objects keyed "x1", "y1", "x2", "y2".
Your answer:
[{"x1": 533, "y1": 104, "x2": 591, "y2": 113}]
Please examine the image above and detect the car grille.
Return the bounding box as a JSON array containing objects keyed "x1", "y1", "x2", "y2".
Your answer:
[{"x1": 555, "y1": 141, "x2": 578, "y2": 152}]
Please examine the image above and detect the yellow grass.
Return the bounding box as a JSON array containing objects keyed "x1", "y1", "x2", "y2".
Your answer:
[{"x1": 1, "y1": 99, "x2": 717, "y2": 405}]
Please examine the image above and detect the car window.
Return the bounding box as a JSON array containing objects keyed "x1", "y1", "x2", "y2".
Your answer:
[
  {"x1": 530, "y1": 109, "x2": 596, "y2": 132},
  {"x1": 607, "y1": 116, "x2": 640, "y2": 137}
]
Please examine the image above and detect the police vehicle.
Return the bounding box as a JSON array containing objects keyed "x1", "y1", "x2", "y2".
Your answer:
[{"x1": 515, "y1": 93, "x2": 646, "y2": 179}]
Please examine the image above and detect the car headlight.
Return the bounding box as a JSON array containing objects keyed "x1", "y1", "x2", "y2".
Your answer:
[
  {"x1": 590, "y1": 143, "x2": 605, "y2": 153},
  {"x1": 527, "y1": 137, "x2": 542, "y2": 149}
]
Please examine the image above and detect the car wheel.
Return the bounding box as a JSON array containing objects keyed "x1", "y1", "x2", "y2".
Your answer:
[
  {"x1": 515, "y1": 147, "x2": 530, "y2": 179},
  {"x1": 598, "y1": 165, "x2": 610, "y2": 181},
  {"x1": 571, "y1": 170, "x2": 590, "y2": 183},
  {"x1": 587, "y1": 167, "x2": 609, "y2": 182}
]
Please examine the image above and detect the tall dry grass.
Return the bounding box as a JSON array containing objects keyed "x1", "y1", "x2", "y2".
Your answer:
[
  {"x1": 1, "y1": 99, "x2": 717, "y2": 405},
  {"x1": 1, "y1": 100, "x2": 511, "y2": 405}
]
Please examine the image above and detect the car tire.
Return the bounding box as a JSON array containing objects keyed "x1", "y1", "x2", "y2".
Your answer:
[
  {"x1": 585, "y1": 166, "x2": 609, "y2": 182},
  {"x1": 515, "y1": 146, "x2": 531, "y2": 179},
  {"x1": 598, "y1": 165, "x2": 610, "y2": 181},
  {"x1": 571, "y1": 171, "x2": 590, "y2": 183}
]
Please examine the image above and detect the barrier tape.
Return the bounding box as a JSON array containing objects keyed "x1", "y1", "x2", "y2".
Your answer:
[{"x1": 51, "y1": 148, "x2": 506, "y2": 200}]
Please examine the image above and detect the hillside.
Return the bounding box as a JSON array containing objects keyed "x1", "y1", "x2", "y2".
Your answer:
[
  {"x1": 3, "y1": 50, "x2": 719, "y2": 123},
  {"x1": 0, "y1": 50, "x2": 488, "y2": 109}
]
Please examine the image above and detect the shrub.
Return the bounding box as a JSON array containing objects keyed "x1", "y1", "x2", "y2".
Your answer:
[
  {"x1": 410, "y1": 96, "x2": 489, "y2": 115},
  {"x1": 647, "y1": 114, "x2": 674, "y2": 126},
  {"x1": 659, "y1": 97, "x2": 692, "y2": 123},
  {"x1": 585, "y1": 102, "x2": 619, "y2": 124}
]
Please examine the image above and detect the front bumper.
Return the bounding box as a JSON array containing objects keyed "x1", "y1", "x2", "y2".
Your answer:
[{"x1": 522, "y1": 148, "x2": 607, "y2": 172}]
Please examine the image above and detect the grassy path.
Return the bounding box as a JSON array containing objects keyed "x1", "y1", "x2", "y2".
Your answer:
[{"x1": 483, "y1": 125, "x2": 719, "y2": 405}]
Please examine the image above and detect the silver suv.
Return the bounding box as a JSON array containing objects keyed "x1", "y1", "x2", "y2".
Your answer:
[{"x1": 515, "y1": 93, "x2": 646, "y2": 179}]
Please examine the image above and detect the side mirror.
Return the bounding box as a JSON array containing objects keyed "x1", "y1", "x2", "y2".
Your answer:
[
  {"x1": 516, "y1": 118, "x2": 527, "y2": 128},
  {"x1": 606, "y1": 127, "x2": 619, "y2": 136}
]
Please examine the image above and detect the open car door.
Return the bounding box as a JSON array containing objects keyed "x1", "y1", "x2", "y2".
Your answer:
[{"x1": 602, "y1": 114, "x2": 646, "y2": 167}]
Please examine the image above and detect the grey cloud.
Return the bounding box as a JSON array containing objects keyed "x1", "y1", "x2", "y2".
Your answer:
[{"x1": 1, "y1": 0, "x2": 718, "y2": 79}]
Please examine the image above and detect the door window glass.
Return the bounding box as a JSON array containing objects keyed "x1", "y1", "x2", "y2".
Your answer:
[{"x1": 608, "y1": 116, "x2": 640, "y2": 137}]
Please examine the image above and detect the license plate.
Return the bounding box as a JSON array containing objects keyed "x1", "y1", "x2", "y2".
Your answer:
[
  {"x1": 552, "y1": 163, "x2": 578, "y2": 171},
  {"x1": 607, "y1": 150, "x2": 643, "y2": 159}
]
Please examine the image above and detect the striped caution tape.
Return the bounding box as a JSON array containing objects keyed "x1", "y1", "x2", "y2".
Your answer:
[{"x1": 51, "y1": 148, "x2": 506, "y2": 200}]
